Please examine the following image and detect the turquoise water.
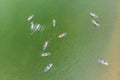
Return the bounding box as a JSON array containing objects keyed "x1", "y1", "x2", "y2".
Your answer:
[{"x1": 0, "y1": 0, "x2": 117, "y2": 80}]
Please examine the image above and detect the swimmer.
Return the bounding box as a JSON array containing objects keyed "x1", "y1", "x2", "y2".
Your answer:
[
  {"x1": 41, "y1": 52, "x2": 51, "y2": 57},
  {"x1": 43, "y1": 41, "x2": 48, "y2": 51},
  {"x1": 90, "y1": 12, "x2": 98, "y2": 18},
  {"x1": 52, "y1": 19, "x2": 56, "y2": 27},
  {"x1": 91, "y1": 20, "x2": 100, "y2": 27},
  {"x1": 27, "y1": 14, "x2": 34, "y2": 21},
  {"x1": 58, "y1": 32, "x2": 67, "y2": 38},
  {"x1": 44, "y1": 63, "x2": 53, "y2": 72},
  {"x1": 98, "y1": 59, "x2": 109, "y2": 66}
]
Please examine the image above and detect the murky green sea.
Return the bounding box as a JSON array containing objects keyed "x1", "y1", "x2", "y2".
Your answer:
[{"x1": 0, "y1": 0, "x2": 117, "y2": 80}]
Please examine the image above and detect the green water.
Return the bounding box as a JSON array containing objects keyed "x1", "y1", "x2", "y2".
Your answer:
[{"x1": 0, "y1": 0, "x2": 117, "y2": 80}]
